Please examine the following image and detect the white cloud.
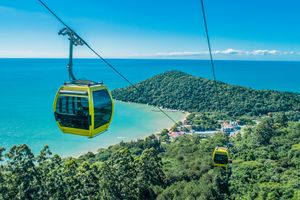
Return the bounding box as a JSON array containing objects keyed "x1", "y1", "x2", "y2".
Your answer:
[
  {"x1": 214, "y1": 48, "x2": 244, "y2": 55},
  {"x1": 150, "y1": 48, "x2": 300, "y2": 57},
  {"x1": 213, "y1": 49, "x2": 284, "y2": 56}
]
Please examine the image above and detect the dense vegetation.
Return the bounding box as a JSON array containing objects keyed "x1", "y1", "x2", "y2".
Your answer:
[
  {"x1": 1, "y1": 113, "x2": 299, "y2": 199},
  {"x1": 186, "y1": 112, "x2": 221, "y2": 131},
  {"x1": 229, "y1": 114, "x2": 300, "y2": 199},
  {"x1": 0, "y1": 134, "x2": 228, "y2": 200},
  {"x1": 112, "y1": 71, "x2": 300, "y2": 116}
]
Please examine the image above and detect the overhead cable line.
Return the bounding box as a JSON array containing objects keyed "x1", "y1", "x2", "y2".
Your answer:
[
  {"x1": 38, "y1": 0, "x2": 177, "y2": 124},
  {"x1": 200, "y1": 0, "x2": 222, "y2": 111}
]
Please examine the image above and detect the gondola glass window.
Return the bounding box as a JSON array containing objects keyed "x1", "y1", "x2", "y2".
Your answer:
[
  {"x1": 55, "y1": 96, "x2": 90, "y2": 130},
  {"x1": 214, "y1": 153, "x2": 229, "y2": 165},
  {"x1": 93, "y1": 90, "x2": 113, "y2": 129}
]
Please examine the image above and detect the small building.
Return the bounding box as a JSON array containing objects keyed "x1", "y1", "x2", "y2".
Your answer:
[
  {"x1": 221, "y1": 121, "x2": 242, "y2": 135},
  {"x1": 168, "y1": 131, "x2": 185, "y2": 138}
]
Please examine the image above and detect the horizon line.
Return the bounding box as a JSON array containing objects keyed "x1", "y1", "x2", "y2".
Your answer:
[{"x1": 0, "y1": 57, "x2": 300, "y2": 62}]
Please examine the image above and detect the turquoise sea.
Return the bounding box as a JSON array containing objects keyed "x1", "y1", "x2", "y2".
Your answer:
[{"x1": 0, "y1": 59, "x2": 299, "y2": 156}]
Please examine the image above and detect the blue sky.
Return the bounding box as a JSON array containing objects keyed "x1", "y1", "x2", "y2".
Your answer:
[{"x1": 0, "y1": 0, "x2": 300, "y2": 60}]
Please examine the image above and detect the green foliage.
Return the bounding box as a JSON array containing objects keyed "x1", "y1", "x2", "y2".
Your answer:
[
  {"x1": 0, "y1": 133, "x2": 230, "y2": 199},
  {"x1": 187, "y1": 112, "x2": 220, "y2": 131},
  {"x1": 5, "y1": 145, "x2": 39, "y2": 199},
  {"x1": 112, "y1": 71, "x2": 300, "y2": 116},
  {"x1": 1, "y1": 115, "x2": 299, "y2": 199},
  {"x1": 0, "y1": 147, "x2": 6, "y2": 200},
  {"x1": 136, "y1": 148, "x2": 165, "y2": 199},
  {"x1": 274, "y1": 112, "x2": 289, "y2": 127},
  {"x1": 230, "y1": 118, "x2": 300, "y2": 199},
  {"x1": 254, "y1": 117, "x2": 276, "y2": 146},
  {"x1": 100, "y1": 148, "x2": 139, "y2": 199},
  {"x1": 160, "y1": 129, "x2": 170, "y2": 143}
]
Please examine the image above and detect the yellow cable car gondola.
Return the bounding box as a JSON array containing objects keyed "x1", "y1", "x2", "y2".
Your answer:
[
  {"x1": 212, "y1": 146, "x2": 230, "y2": 168},
  {"x1": 54, "y1": 80, "x2": 114, "y2": 137},
  {"x1": 53, "y1": 27, "x2": 114, "y2": 138}
]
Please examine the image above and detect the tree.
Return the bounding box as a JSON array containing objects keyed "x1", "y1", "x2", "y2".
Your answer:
[
  {"x1": 62, "y1": 158, "x2": 80, "y2": 199},
  {"x1": 0, "y1": 147, "x2": 6, "y2": 199},
  {"x1": 136, "y1": 148, "x2": 165, "y2": 199},
  {"x1": 254, "y1": 117, "x2": 275, "y2": 146},
  {"x1": 5, "y1": 145, "x2": 38, "y2": 199},
  {"x1": 75, "y1": 161, "x2": 101, "y2": 199},
  {"x1": 160, "y1": 129, "x2": 170, "y2": 143},
  {"x1": 274, "y1": 112, "x2": 288, "y2": 127},
  {"x1": 35, "y1": 145, "x2": 53, "y2": 199},
  {"x1": 100, "y1": 148, "x2": 139, "y2": 199}
]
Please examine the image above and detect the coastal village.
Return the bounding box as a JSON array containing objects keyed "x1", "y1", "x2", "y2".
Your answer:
[{"x1": 157, "y1": 112, "x2": 244, "y2": 140}]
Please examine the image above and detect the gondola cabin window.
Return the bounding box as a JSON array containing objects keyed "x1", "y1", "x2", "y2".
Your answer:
[
  {"x1": 55, "y1": 96, "x2": 90, "y2": 130},
  {"x1": 214, "y1": 153, "x2": 229, "y2": 165},
  {"x1": 93, "y1": 90, "x2": 113, "y2": 129}
]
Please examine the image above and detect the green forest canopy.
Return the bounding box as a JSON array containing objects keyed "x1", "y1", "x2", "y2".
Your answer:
[
  {"x1": 112, "y1": 71, "x2": 300, "y2": 116},
  {"x1": 0, "y1": 115, "x2": 299, "y2": 199}
]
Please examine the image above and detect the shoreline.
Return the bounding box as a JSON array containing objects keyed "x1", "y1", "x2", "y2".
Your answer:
[
  {"x1": 114, "y1": 100, "x2": 189, "y2": 138},
  {"x1": 1, "y1": 101, "x2": 186, "y2": 158},
  {"x1": 69, "y1": 101, "x2": 187, "y2": 158}
]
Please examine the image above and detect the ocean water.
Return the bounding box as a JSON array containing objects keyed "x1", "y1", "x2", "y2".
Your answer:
[{"x1": 0, "y1": 59, "x2": 299, "y2": 156}]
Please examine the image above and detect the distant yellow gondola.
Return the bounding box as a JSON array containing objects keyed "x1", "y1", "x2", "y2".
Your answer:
[
  {"x1": 212, "y1": 146, "x2": 230, "y2": 167},
  {"x1": 54, "y1": 80, "x2": 114, "y2": 138}
]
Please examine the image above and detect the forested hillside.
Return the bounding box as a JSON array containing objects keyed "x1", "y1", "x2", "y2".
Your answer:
[
  {"x1": 0, "y1": 114, "x2": 299, "y2": 199},
  {"x1": 112, "y1": 71, "x2": 300, "y2": 116}
]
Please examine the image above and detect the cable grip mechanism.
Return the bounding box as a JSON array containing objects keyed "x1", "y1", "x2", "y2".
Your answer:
[{"x1": 58, "y1": 28, "x2": 84, "y2": 81}]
